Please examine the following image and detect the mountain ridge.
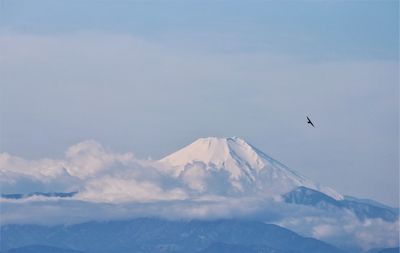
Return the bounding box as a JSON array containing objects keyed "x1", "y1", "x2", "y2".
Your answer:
[
  {"x1": 283, "y1": 186, "x2": 398, "y2": 222},
  {"x1": 0, "y1": 218, "x2": 347, "y2": 253}
]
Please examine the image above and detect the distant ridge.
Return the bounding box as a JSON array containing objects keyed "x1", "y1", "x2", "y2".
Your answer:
[
  {"x1": 0, "y1": 218, "x2": 346, "y2": 253},
  {"x1": 283, "y1": 187, "x2": 398, "y2": 222}
]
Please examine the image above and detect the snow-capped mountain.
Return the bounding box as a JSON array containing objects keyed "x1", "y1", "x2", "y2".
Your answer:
[{"x1": 159, "y1": 137, "x2": 342, "y2": 200}]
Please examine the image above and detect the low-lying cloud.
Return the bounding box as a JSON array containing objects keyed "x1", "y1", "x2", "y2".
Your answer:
[{"x1": 0, "y1": 140, "x2": 398, "y2": 251}]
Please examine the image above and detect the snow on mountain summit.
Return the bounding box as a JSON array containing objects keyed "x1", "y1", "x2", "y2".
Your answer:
[
  {"x1": 159, "y1": 137, "x2": 343, "y2": 200},
  {"x1": 160, "y1": 137, "x2": 266, "y2": 178}
]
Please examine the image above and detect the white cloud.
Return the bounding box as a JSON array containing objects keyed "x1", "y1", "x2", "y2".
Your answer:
[
  {"x1": 180, "y1": 162, "x2": 208, "y2": 192},
  {"x1": 277, "y1": 210, "x2": 400, "y2": 251},
  {"x1": 64, "y1": 140, "x2": 134, "y2": 179},
  {"x1": 0, "y1": 140, "x2": 137, "y2": 195},
  {"x1": 0, "y1": 140, "x2": 187, "y2": 203},
  {"x1": 312, "y1": 224, "x2": 339, "y2": 238},
  {"x1": 76, "y1": 176, "x2": 187, "y2": 203},
  {"x1": 0, "y1": 140, "x2": 398, "y2": 251},
  {"x1": 0, "y1": 153, "x2": 66, "y2": 183}
]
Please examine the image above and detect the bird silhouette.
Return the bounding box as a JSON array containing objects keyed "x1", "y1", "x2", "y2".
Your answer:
[{"x1": 307, "y1": 116, "x2": 315, "y2": 127}]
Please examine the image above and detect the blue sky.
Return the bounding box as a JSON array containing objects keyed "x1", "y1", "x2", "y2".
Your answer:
[
  {"x1": 0, "y1": 0, "x2": 398, "y2": 206},
  {"x1": 1, "y1": 1, "x2": 398, "y2": 59}
]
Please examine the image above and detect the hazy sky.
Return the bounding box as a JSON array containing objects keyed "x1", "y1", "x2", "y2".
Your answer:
[{"x1": 0, "y1": 0, "x2": 398, "y2": 206}]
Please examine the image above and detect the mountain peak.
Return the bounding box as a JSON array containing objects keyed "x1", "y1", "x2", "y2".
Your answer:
[
  {"x1": 160, "y1": 137, "x2": 267, "y2": 174},
  {"x1": 159, "y1": 137, "x2": 343, "y2": 200}
]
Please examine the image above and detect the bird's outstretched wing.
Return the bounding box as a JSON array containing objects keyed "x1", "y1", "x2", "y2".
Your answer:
[{"x1": 307, "y1": 116, "x2": 315, "y2": 127}]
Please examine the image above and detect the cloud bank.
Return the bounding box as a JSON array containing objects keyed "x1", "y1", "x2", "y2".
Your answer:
[
  {"x1": 0, "y1": 140, "x2": 398, "y2": 251},
  {"x1": 0, "y1": 140, "x2": 188, "y2": 203}
]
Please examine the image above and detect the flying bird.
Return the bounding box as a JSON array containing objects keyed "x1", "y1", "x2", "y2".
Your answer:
[{"x1": 307, "y1": 116, "x2": 315, "y2": 127}]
